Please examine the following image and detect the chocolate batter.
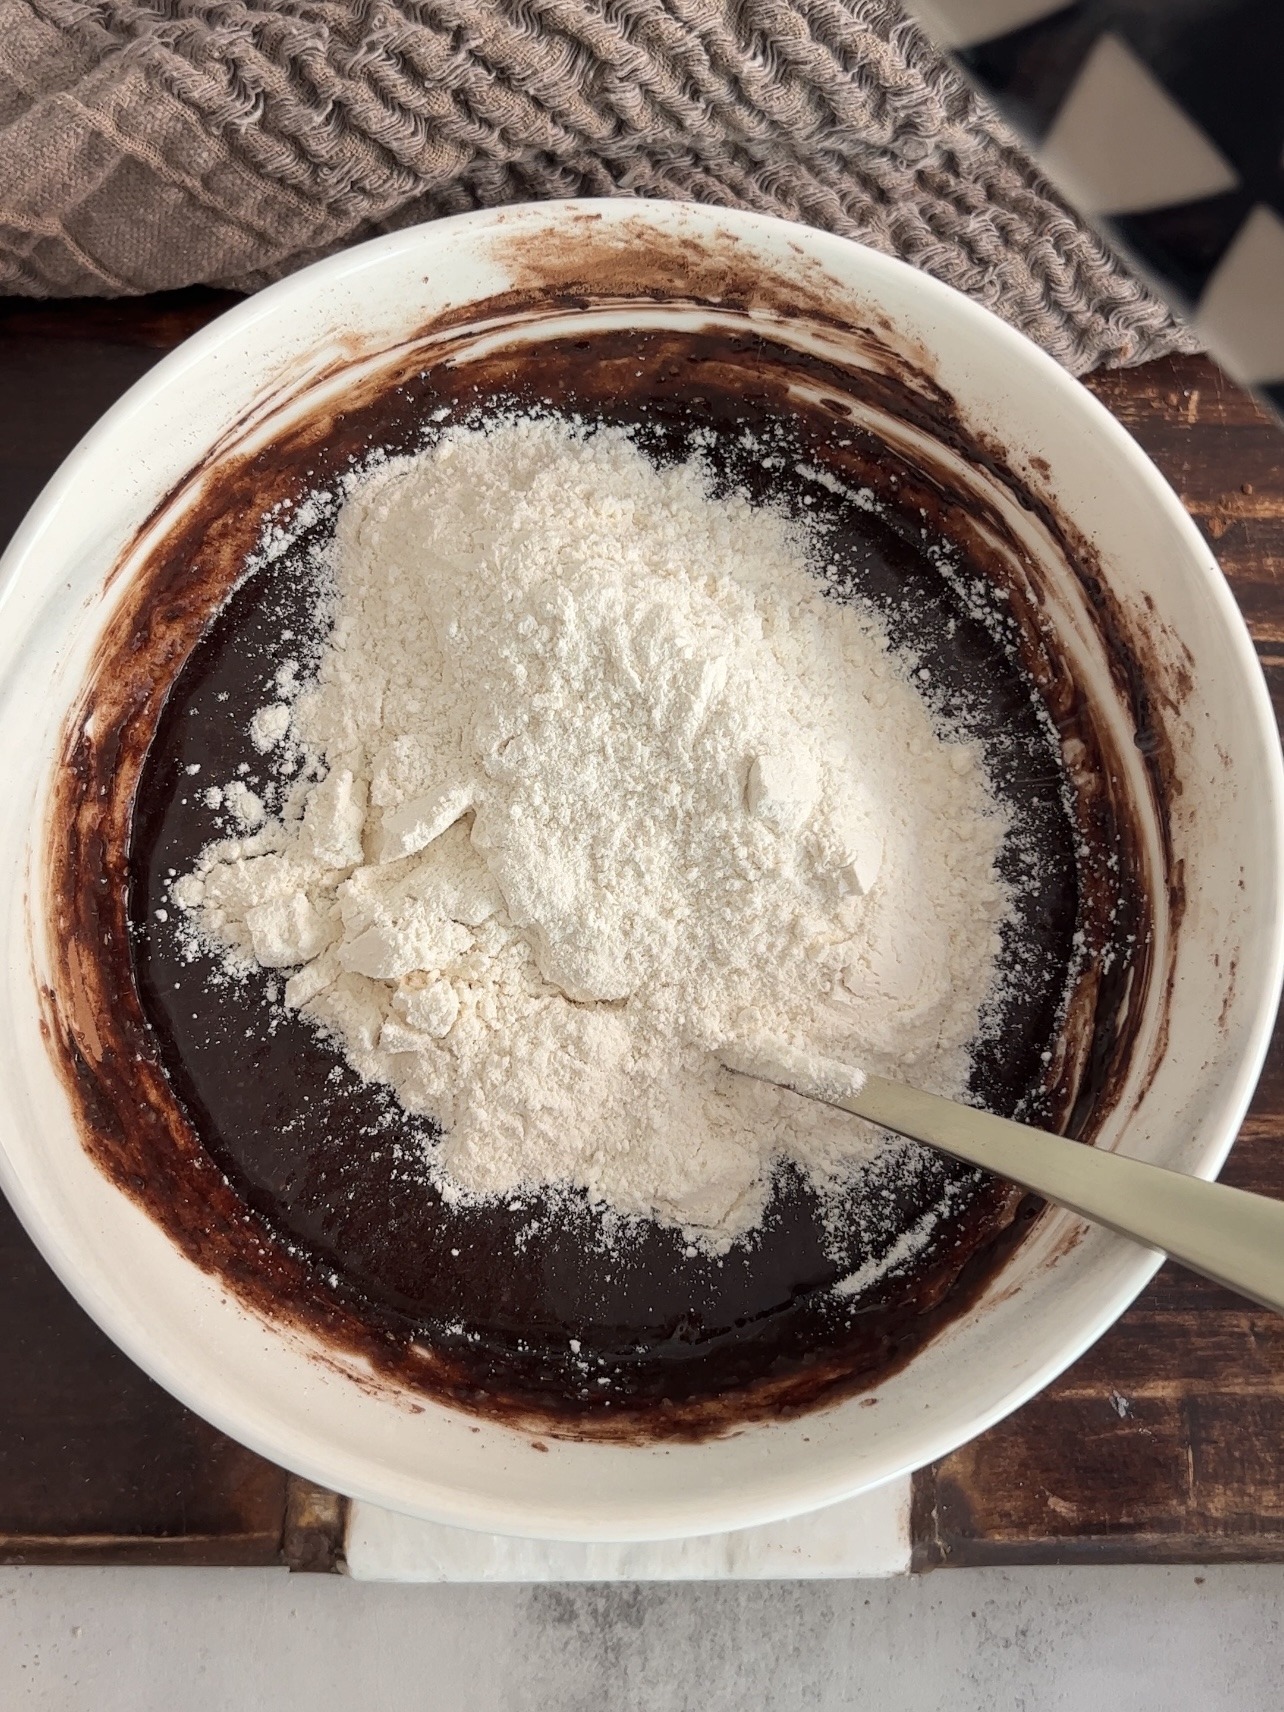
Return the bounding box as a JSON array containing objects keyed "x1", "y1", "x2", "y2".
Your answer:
[{"x1": 44, "y1": 303, "x2": 1159, "y2": 1440}]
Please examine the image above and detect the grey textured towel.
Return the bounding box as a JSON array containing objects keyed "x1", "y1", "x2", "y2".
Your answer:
[{"x1": 0, "y1": 0, "x2": 1197, "y2": 374}]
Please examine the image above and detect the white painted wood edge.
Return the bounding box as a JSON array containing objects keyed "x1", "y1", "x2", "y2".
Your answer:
[{"x1": 343, "y1": 1478, "x2": 912, "y2": 1582}]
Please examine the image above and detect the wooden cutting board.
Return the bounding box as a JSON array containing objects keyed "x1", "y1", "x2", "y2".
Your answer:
[{"x1": 1, "y1": 293, "x2": 1281, "y2": 1569}]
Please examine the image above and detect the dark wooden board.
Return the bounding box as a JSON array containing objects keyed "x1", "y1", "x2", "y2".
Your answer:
[
  {"x1": 0, "y1": 1191, "x2": 288, "y2": 1565},
  {"x1": 0, "y1": 293, "x2": 1280, "y2": 1566},
  {"x1": 0, "y1": 291, "x2": 340, "y2": 1569},
  {"x1": 915, "y1": 356, "x2": 1284, "y2": 1568}
]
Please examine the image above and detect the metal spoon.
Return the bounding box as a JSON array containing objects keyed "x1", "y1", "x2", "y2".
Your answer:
[{"x1": 723, "y1": 1043, "x2": 1284, "y2": 1314}]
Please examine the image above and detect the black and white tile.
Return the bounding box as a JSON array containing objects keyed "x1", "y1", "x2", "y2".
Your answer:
[{"x1": 906, "y1": 0, "x2": 1284, "y2": 410}]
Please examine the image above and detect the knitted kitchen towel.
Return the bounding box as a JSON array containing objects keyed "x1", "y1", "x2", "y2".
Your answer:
[{"x1": 0, "y1": 0, "x2": 1198, "y2": 373}]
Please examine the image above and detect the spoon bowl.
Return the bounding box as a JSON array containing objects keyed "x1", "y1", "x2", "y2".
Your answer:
[{"x1": 727, "y1": 1045, "x2": 1284, "y2": 1316}]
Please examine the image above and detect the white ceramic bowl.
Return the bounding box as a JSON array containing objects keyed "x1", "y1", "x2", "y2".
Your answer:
[{"x1": 1, "y1": 200, "x2": 1280, "y2": 1541}]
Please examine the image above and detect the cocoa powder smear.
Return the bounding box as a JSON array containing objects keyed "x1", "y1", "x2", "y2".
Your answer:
[{"x1": 43, "y1": 232, "x2": 1168, "y2": 1441}]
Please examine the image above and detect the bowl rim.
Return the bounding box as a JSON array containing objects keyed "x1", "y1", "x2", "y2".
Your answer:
[{"x1": 2, "y1": 196, "x2": 1282, "y2": 1540}]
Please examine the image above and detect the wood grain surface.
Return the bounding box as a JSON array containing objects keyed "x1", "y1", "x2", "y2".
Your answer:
[
  {"x1": 0, "y1": 292, "x2": 1280, "y2": 1568},
  {"x1": 0, "y1": 291, "x2": 342, "y2": 1570},
  {"x1": 915, "y1": 358, "x2": 1284, "y2": 1568}
]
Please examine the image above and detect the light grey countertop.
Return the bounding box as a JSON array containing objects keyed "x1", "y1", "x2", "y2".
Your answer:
[{"x1": 4, "y1": 1563, "x2": 1282, "y2": 1710}]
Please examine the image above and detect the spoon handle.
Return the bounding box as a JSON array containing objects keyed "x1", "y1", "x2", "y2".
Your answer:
[{"x1": 737, "y1": 1049, "x2": 1284, "y2": 1314}]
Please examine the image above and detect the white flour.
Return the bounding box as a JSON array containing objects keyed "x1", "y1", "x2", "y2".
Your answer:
[{"x1": 173, "y1": 418, "x2": 1010, "y2": 1252}]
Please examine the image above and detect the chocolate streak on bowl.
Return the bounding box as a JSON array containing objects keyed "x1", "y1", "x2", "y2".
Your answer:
[{"x1": 41, "y1": 245, "x2": 1175, "y2": 1442}]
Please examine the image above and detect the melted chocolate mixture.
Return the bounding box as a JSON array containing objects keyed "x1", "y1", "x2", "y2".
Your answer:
[{"x1": 47, "y1": 318, "x2": 1154, "y2": 1439}]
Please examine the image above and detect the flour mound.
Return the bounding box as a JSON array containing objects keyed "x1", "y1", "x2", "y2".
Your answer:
[{"x1": 175, "y1": 418, "x2": 1009, "y2": 1251}]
